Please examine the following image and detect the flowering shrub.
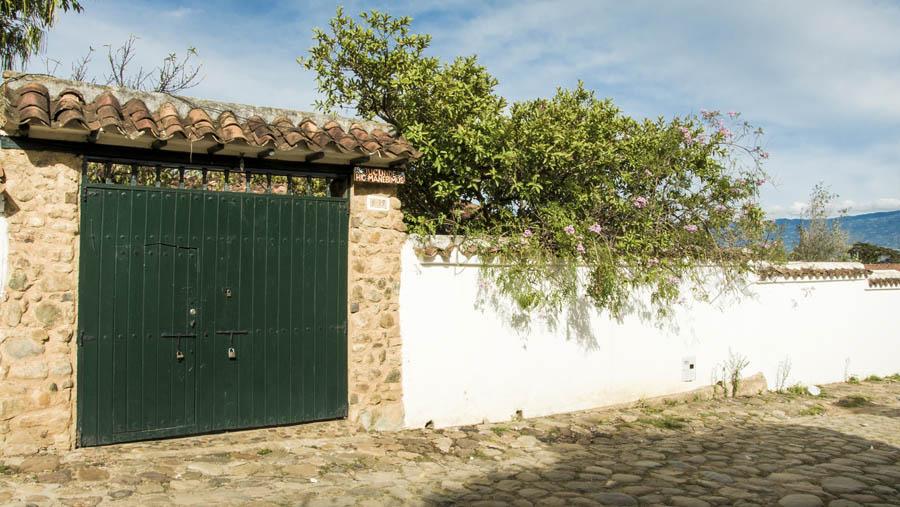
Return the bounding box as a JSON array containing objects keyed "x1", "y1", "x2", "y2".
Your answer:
[{"x1": 302, "y1": 8, "x2": 784, "y2": 318}]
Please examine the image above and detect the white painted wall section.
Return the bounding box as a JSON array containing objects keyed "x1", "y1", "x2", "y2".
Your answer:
[{"x1": 399, "y1": 241, "x2": 900, "y2": 429}]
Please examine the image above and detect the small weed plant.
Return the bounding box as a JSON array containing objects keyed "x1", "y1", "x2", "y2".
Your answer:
[{"x1": 799, "y1": 404, "x2": 825, "y2": 416}]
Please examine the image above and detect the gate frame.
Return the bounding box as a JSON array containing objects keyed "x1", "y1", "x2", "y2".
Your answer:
[{"x1": 74, "y1": 149, "x2": 352, "y2": 447}]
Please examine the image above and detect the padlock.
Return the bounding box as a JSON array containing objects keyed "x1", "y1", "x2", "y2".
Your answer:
[
  {"x1": 176, "y1": 350, "x2": 184, "y2": 360},
  {"x1": 227, "y1": 347, "x2": 236, "y2": 359}
]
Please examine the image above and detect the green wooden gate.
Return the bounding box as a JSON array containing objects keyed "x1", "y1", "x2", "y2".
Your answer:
[{"x1": 77, "y1": 159, "x2": 348, "y2": 446}]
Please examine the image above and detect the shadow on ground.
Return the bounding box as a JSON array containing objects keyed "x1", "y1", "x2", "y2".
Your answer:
[{"x1": 423, "y1": 416, "x2": 900, "y2": 506}]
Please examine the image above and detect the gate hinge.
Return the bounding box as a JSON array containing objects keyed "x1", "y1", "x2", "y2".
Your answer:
[{"x1": 77, "y1": 330, "x2": 96, "y2": 346}]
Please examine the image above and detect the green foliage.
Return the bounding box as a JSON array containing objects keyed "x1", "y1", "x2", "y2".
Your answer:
[
  {"x1": 849, "y1": 242, "x2": 900, "y2": 264},
  {"x1": 1, "y1": 0, "x2": 82, "y2": 69},
  {"x1": 864, "y1": 374, "x2": 882, "y2": 382},
  {"x1": 256, "y1": 448, "x2": 272, "y2": 456},
  {"x1": 302, "y1": 8, "x2": 780, "y2": 318},
  {"x1": 846, "y1": 376, "x2": 860, "y2": 385},
  {"x1": 791, "y1": 183, "x2": 850, "y2": 261}
]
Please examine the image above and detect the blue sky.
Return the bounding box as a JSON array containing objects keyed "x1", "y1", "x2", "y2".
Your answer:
[{"x1": 26, "y1": 0, "x2": 900, "y2": 217}]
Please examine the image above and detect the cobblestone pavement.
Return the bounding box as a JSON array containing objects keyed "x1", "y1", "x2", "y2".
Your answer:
[{"x1": 1, "y1": 379, "x2": 899, "y2": 506}]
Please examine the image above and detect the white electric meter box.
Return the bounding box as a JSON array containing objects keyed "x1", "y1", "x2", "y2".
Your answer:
[{"x1": 682, "y1": 356, "x2": 697, "y2": 382}]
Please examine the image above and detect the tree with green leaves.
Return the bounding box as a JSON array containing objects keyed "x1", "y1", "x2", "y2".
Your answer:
[
  {"x1": 300, "y1": 8, "x2": 780, "y2": 318},
  {"x1": 848, "y1": 242, "x2": 900, "y2": 264},
  {"x1": 1, "y1": 0, "x2": 82, "y2": 70},
  {"x1": 791, "y1": 183, "x2": 850, "y2": 262}
]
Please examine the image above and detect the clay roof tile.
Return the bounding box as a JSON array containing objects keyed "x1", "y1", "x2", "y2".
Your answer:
[
  {"x1": 216, "y1": 111, "x2": 247, "y2": 143},
  {"x1": 2, "y1": 78, "x2": 417, "y2": 166},
  {"x1": 185, "y1": 108, "x2": 217, "y2": 140}
]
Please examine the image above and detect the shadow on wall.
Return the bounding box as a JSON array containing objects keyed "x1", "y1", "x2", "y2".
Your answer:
[
  {"x1": 422, "y1": 417, "x2": 900, "y2": 505},
  {"x1": 472, "y1": 269, "x2": 760, "y2": 352}
]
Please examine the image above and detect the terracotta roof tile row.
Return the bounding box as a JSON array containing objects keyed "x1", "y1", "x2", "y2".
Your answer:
[
  {"x1": 868, "y1": 270, "x2": 900, "y2": 288},
  {"x1": 2, "y1": 80, "x2": 418, "y2": 163},
  {"x1": 866, "y1": 263, "x2": 900, "y2": 272},
  {"x1": 755, "y1": 262, "x2": 868, "y2": 282}
]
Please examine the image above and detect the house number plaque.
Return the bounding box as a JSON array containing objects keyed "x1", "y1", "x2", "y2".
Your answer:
[{"x1": 353, "y1": 167, "x2": 406, "y2": 185}]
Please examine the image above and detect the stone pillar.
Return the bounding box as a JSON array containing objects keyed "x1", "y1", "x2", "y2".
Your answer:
[
  {"x1": 0, "y1": 147, "x2": 80, "y2": 456},
  {"x1": 347, "y1": 181, "x2": 405, "y2": 430}
]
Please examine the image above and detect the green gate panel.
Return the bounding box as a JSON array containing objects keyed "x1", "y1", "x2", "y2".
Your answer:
[{"x1": 78, "y1": 180, "x2": 348, "y2": 446}]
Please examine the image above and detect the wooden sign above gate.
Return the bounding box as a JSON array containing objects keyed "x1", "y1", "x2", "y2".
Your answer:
[{"x1": 353, "y1": 167, "x2": 406, "y2": 185}]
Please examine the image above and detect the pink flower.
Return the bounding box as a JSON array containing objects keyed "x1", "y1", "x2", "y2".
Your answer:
[
  {"x1": 589, "y1": 223, "x2": 603, "y2": 234},
  {"x1": 563, "y1": 225, "x2": 576, "y2": 235},
  {"x1": 727, "y1": 111, "x2": 739, "y2": 118},
  {"x1": 718, "y1": 127, "x2": 733, "y2": 139},
  {"x1": 715, "y1": 204, "x2": 727, "y2": 212},
  {"x1": 523, "y1": 228, "x2": 533, "y2": 238},
  {"x1": 760, "y1": 150, "x2": 770, "y2": 159},
  {"x1": 667, "y1": 275, "x2": 679, "y2": 284},
  {"x1": 761, "y1": 241, "x2": 772, "y2": 249},
  {"x1": 633, "y1": 196, "x2": 648, "y2": 209},
  {"x1": 697, "y1": 133, "x2": 709, "y2": 145},
  {"x1": 678, "y1": 126, "x2": 693, "y2": 145},
  {"x1": 684, "y1": 224, "x2": 699, "y2": 233},
  {"x1": 576, "y1": 242, "x2": 586, "y2": 254},
  {"x1": 648, "y1": 258, "x2": 659, "y2": 266},
  {"x1": 755, "y1": 178, "x2": 766, "y2": 186}
]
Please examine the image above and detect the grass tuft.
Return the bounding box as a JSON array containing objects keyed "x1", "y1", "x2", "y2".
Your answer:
[
  {"x1": 835, "y1": 395, "x2": 871, "y2": 408},
  {"x1": 257, "y1": 448, "x2": 273, "y2": 456},
  {"x1": 785, "y1": 384, "x2": 809, "y2": 396},
  {"x1": 846, "y1": 376, "x2": 860, "y2": 384},
  {"x1": 864, "y1": 374, "x2": 883, "y2": 382},
  {"x1": 799, "y1": 404, "x2": 826, "y2": 416},
  {"x1": 638, "y1": 415, "x2": 687, "y2": 430}
]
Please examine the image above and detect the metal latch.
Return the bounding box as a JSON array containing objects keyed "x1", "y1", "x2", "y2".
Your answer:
[
  {"x1": 216, "y1": 330, "x2": 249, "y2": 361},
  {"x1": 161, "y1": 332, "x2": 196, "y2": 362}
]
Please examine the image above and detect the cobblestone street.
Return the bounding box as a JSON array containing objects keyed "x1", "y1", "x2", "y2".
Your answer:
[{"x1": 1, "y1": 379, "x2": 899, "y2": 506}]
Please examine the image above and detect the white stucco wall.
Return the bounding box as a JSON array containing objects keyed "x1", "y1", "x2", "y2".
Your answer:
[{"x1": 399, "y1": 242, "x2": 900, "y2": 429}]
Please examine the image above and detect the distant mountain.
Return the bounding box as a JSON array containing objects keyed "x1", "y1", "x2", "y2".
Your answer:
[{"x1": 774, "y1": 209, "x2": 900, "y2": 250}]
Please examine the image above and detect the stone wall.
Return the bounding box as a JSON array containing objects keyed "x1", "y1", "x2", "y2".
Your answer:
[
  {"x1": 347, "y1": 182, "x2": 405, "y2": 431},
  {"x1": 0, "y1": 146, "x2": 80, "y2": 456}
]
